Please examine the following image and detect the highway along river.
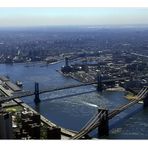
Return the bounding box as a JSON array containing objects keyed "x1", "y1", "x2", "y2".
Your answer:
[{"x1": 0, "y1": 61, "x2": 148, "y2": 139}]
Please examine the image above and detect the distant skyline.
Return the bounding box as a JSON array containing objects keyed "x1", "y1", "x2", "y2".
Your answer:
[{"x1": 0, "y1": 8, "x2": 148, "y2": 27}]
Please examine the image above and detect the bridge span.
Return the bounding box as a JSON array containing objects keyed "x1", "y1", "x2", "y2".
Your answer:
[
  {"x1": 71, "y1": 87, "x2": 148, "y2": 139},
  {"x1": 1, "y1": 73, "x2": 148, "y2": 104},
  {"x1": 0, "y1": 82, "x2": 95, "y2": 104}
]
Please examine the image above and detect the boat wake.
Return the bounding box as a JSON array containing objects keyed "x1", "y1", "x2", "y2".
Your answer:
[{"x1": 82, "y1": 102, "x2": 98, "y2": 108}]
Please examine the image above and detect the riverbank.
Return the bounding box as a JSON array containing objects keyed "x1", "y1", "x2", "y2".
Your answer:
[
  {"x1": 106, "y1": 87, "x2": 125, "y2": 92},
  {"x1": 61, "y1": 71, "x2": 140, "y2": 103},
  {"x1": 124, "y1": 91, "x2": 138, "y2": 100},
  {"x1": 124, "y1": 92, "x2": 143, "y2": 104}
]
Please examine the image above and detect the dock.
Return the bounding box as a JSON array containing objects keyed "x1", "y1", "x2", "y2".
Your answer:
[{"x1": 5, "y1": 81, "x2": 21, "y2": 92}]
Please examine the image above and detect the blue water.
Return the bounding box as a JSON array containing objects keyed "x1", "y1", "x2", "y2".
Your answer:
[{"x1": 0, "y1": 62, "x2": 148, "y2": 139}]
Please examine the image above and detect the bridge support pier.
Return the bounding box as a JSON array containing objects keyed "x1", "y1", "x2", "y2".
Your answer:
[
  {"x1": 143, "y1": 93, "x2": 148, "y2": 108},
  {"x1": 34, "y1": 82, "x2": 41, "y2": 104},
  {"x1": 98, "y1": 109, "x2": 109, "y2": 138}
]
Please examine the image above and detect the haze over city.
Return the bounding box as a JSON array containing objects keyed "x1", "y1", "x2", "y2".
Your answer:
[{"x1": 0, "y1": 8, "x2": 148, "y2": 27}]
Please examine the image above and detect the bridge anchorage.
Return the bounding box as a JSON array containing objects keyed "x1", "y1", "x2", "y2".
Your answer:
[{"x1": 34, "y1": 82, "x2": 41, "y2": 104}]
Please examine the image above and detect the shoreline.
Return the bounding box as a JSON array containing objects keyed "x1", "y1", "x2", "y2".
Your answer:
[
  {"x1": 124, "y1": 91, "x2": 143, "y2": 104},
  {"x1": 58, "y1": 70, "x2": 143, "y2": 104},
  {"x1": 0, "y1": 60, "x2": 63, "y2": 66},
  {"x1": 106, "y1": 87, "x2": 125, "y2": 92},
  {"x1": 58, "y1": 70, "x2": 127, "y2": 92},
  {"x1": 124, "y1": 91, "x2": 137, "y2": 100}
]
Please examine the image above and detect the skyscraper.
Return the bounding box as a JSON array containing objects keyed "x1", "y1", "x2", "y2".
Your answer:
[{"x1": 0, "y1": 112, "x2": 13, "y2": 139}]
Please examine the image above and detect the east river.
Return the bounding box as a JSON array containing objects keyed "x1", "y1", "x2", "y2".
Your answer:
[{"x1": 0, "y1": 61, "x2": 148, "y2": 139}]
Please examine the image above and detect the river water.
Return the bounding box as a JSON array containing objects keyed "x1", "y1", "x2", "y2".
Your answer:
[{"x1": 0, "y1": 61, "x2": 148, "y2": 139}]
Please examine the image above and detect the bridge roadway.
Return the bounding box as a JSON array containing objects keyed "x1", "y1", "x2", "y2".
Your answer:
[
  {"x1": 1, "y1": 74, "x2": 148, "y2": 103},
  {"x1": 0, "y1": 83, "x2": 95, "y2": 103},
  {"x1": 72, "y1": 87, "x2": 148, "y2": 139}
]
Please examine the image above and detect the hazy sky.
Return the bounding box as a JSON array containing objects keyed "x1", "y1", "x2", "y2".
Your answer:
[{"x1": 0, "y1": 8, "x2": 148, "y2": 27}]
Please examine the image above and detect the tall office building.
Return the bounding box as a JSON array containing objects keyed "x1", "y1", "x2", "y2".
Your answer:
[{"x1": 0, "y1": 112, "x2": 13, "y2": 139}]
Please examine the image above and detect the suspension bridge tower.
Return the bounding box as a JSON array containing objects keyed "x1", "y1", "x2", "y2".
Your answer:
[
  {"x1": 98, "y1": 108, "x2": 109, "y2": 138},
  {"x1": 34, "y1": 82, "x2": 41, "y2": 104},
  {"x1": 97, "y1": 71, "x2": 103, "y2": 92},
  {"x1": 65, "y1": 57, "x2": 69, "y2": 67}
]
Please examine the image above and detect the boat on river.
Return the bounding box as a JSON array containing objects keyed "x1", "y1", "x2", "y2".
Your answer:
[{"x1": 16, "y1": 81, "x2": 23, "y2": 87}]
